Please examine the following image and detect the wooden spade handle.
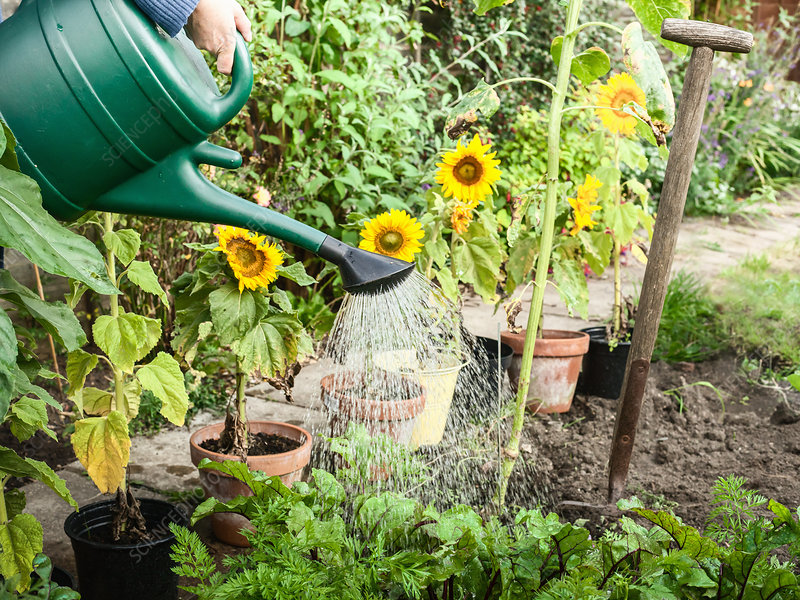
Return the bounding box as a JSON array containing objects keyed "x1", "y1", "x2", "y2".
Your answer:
[{"x1": 661, "y1": 18, "x2": 754, "y2": 53}]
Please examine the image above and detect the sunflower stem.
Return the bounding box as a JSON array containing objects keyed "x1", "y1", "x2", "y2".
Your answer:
[
  {"x1": 489, "y1": 77, "x2": 557, "y2": 94},
  {"x1": 236, "y1": 362, "x2": 249, "y2": 453},
  {"x1": 496, "y1": 0, "x2": 584, "y2": 509},
  {"x1": 612, "y1": 134, "x2": 622, "y2": 338}
]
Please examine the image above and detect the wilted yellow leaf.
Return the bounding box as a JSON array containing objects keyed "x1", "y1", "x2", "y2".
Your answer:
[{"x1": 71, "y1": 411, "x2": 130, "y2": 494}]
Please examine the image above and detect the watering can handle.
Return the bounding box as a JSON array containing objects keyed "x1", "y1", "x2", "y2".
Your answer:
[
  {"x1": 93, "y1": 141, "x2": 329, "y2": 253},
  {"x1": 202, "y1": 34, "x2": 254, "y2": 130}
]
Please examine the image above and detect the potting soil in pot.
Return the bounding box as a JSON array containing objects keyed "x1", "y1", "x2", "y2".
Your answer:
[{"x1": 200, "y1": 432, "x2": 303, "y2": 455}]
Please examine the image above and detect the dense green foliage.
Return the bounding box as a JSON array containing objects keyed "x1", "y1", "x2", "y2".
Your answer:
[
  {"x1": 211, "y1": 0, "x2": 445, "y2": 246},
  {"x1": 716, "y1": 251, "x2": 800, "y2": 369},
  {"x1": 0, "y1": 554, "x2": 79, "y2": 599},
  {"x1": 652, "y1": 270, "x2": 723, "y2": 363},
  {"x1": 172, "y1": 460, "x2": 800, "y2": 600}
]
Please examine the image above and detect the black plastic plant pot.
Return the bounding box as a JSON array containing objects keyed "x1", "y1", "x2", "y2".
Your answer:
[
  {"x1": 64, "y1": 498, "x2": 188, "y2": 600},
  {"x1": 450, "y1": 336, "x2": 513, "y2": 423},
  {"x1": 576, "y1": 326, "x2": 632, "y2": 400},
  {"x1": 51, "y1": 566, "x2": 76, "y2": 590}
]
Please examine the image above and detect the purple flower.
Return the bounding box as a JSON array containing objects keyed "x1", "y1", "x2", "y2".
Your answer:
[
  {"x1": 718, "y1": 153, "x2": 728, "y2": 169},
  {"x1": 421, "y1": 183, "x2": 432, "y2": 191}
]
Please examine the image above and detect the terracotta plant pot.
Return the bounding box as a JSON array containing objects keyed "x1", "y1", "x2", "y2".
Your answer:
[
  {"x1": 321, "y1": 369, "x2": 425, "y2": 446},
  {"x1": 501, "y1": 329, "x2": 590, "y2": 413},
  {"x1": 189, "y1": 420, "x2": 312, "y2": 547}
]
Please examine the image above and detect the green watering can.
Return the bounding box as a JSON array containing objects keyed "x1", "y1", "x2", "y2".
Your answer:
[{"x1": 0, "y1": 0, "x2": 413, "y2": 293}]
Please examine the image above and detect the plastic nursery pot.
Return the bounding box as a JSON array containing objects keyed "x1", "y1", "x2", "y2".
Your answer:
[
  {"x1": 451, "y1": 336, "x2": 514, "y2": 423},
  {"x1": 500, "y1": 329, "x2": 590, "y2": 414},
  {"x1": 189, "y1": 420, "x2": 312, "y2": 547},
  {"x1": 321, "y1": 369, "x2": 426, "y2": 446},
  {"x1": 576, "y1": 326, "x2": 632, "y2": 400},
  {"x1": 63, "y1": 498, "x2": 188, "y2": 600}
]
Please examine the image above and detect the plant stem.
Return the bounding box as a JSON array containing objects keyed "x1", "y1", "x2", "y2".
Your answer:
[
  {"x1": 0, "y1": 476, "x2": 8, "y2": 524},
  {"x1": 103, "y1": 213, "x2": 128, "y2": 418},
  {"x1": 236, "y1": 362, "x2": 249, "y2": 452},
  {"x1": 490, "y1": 77, "x2": 557, "y2": 94},
  {"x1": 497, "y1": 0, "x2": 584, "y2": 509},
  {"x1": 572, "y1": 21, "x2": 624, "y2": 35},
  {"x1": 612, "y1": 135, "x2": 622, "y2": 337}
]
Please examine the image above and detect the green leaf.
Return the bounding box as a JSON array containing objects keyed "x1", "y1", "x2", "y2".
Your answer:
[
  {"x1": 126, "y1": 260, "x2": 168, "y2": 305},
  {"x1": 0, "y1": 308, "x2": 17, "y2": 370},
  {"x1": 71, "y1": 411, "x2": 131, "y2": 494},
  {"x1": 73, "y1": 387, "x2": 113, "y2": 417},
  {"x1": 123, "y1": 379, "x2": 142, "y2": 421},
  {"x1": 624, "y1": 0, "x2": 691, "y2": 57},
  {"x1": 65, "y1": 349, "x2": 98, "y2": 396},
  {"x1": 444, "y1": 80, "x2": 500, "y2": 139},
  {"x1": 0, "y1": 165, "x2": 117, "y2": 294},
  {"x1": 92, "y1": 311, "x2": 160, "y2": 373},
  {"x1": 327, "y1": 17, "x2": 352, "y2": 46},
  {"x1": 0, "y1": 367, "x2": 12, "y2": 424},
  {"x1": 0, "y1": 514, "x2": 42, "y2": 591},
  {"x1": 4, "y1": 490, "x2": 26, "y2": 520},
  {"x1": 579, "y1": 230, "x2": 613, "y2": 275},
  {"x1": 8, "y1": 397, "x2": 55, "y2": 442},
  {"x1": 102, "y1": 229, "x2": 141, "y2": 266},
  {"x1": 435, "y1": 268, "x2": 459, "y2": 303},
  {"x1": 552, "y1": 37, "x2": 611, "y2": 85},
  {"x1": 208, "y1": 282, "x2": 264, "y2": 346},
  {"x1": 472, "y1": 0, "x2": 509, "y2": 16},
  {"x1": 786, "y1": 373, "x2": 800, "y2": 392},
  {"x1": 232, "y1": 313, "x2": 312, "y2": 376},
  {"x1": 605, "y1": 203, "x2": 641, "y2": 246},
  {"x1": 0, "y1": 121, "x2": 20, "y2": 171},
  {"x1": 634, "y1": 508, "x2": 718, "y2": 559},
  {"x1": 0, "y1": 446, "x2": 77, "y2": 509},
  {"x1": 452, "y1": 236, "x2": 503, "y2": 302},
  {"x1": 0, "y1": 270, "x2": 87, "y2": 352},
  {"x1": 136, "y1": 352, "x2": 188, "y2": 427},
  {"x1": 551, "y1": 253, "x2": 589, "y2": 319},
  {"x1": 622, "y1": 22, "x2": 676, "y2": 133},
  {"x1": 277, "y1": 261, "x2": 316, "y2": 286},
  {"x1": 758, "y1": 569, "x2": 798, "y2": 599},
  {"x1": 316, "y1": 69, "x2": 362, "y2": 91}
]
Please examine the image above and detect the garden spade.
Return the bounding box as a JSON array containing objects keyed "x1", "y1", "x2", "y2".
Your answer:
[{"x1": 607, "y1": 19, "x2": 753, "y2": 503}]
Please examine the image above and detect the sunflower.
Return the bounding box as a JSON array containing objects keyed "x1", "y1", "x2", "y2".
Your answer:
[
  {"x1": 450, "y1": 203, "x2": 474, "y2": 234},
  {"x1": 215, "y1": 226, "x2": 283, "y2": 292},
  {"x1": 595, "y1": 73, "x2": 647, "y2": 137},
  {"x1": 435, "y1": 134, "x2": 502, "y2": 207},
  {"x1": 359, "y1": 209, "x2": 424, "y2": 262},
  {"x1": 568, "y1": 175, "x2": 602, "y2": 236}
]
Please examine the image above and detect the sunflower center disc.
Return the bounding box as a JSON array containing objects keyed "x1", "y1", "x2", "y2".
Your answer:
[
  {"x1": 379, "y1": 231, "x2": 404, "y2": 253},
  {"x1": 230, "y1": 240, "x2": 266, "y2": 277},
  {"x1": 454, "y1": 157, "x2": 483, "y2": 185}
]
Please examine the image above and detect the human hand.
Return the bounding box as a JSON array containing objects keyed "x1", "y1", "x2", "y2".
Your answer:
[{"x1": 185, "y1": 0, "x2": 252, "y2": 76}]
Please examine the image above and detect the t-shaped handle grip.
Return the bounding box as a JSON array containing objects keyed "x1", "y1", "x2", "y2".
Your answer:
[{"x1": 661, "y1": 18, "x2": 754, "y2": 53}]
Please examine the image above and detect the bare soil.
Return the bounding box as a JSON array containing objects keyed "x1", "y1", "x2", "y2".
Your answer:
[
  {"x1": 200, "y1": 432, "x2": 303, "y2": 456},
  {"x1": 517, "y1": 355, "x2": 800, "y2": 529}
]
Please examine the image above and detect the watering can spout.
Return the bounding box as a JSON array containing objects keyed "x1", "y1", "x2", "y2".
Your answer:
[{"x1": 93, "y1": 142, "x2": 414, "y2": 294}]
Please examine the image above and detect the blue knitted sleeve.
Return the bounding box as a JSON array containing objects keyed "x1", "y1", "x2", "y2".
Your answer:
[{"x1": 132, "y1": 0, "x2": 200, "y2": 37}]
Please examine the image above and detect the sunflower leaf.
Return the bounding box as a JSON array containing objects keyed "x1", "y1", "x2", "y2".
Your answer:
[
  {"x1": 125, "y1": 260, "x2": 168, "y2": 306},
  {"x1": 92, "y1": 312, "x2": 161, "y2": 373},
  {"x1": 624, "y1": 0, "x2": 691, "y2": 58},
  {"x1": 277, "y1": 262, "x2": 316, "y2": 286},
  {"x1": 209, "y1": 283, "x2": 267, "y2": 347},
  {"x1": 136, "y1": 352, "x2": 188, "y2": 427},
  {"x1": 232, "y1": 312, "x2": 312, "y2": 377},
  {"x1": 551, "y1": 37, "x2": 611, "y2": 85},
  {"x1": 452, "y1": 236, "x2": 502, "y2": 303},
  {"x1": 71, "y1": 411, "x2": 131, "y2": 494},
  {"x1": 444, "y1": 80, "x2": 500, "y2": 140},
  {"x1": 622, "y1": 22, "x2": 676, "y2": 134}
]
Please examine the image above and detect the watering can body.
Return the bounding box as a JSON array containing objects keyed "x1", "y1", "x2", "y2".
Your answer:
[
  {"x1": 0, "y1": 0, "x2": 327, "y2": 251},
  {"x1": 0, "y1": 0, "x2": 414, "y2": 292}
]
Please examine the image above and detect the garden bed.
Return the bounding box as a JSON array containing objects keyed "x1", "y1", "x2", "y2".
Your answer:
[{"x1": 523, "y1": 355, "x2": 800, "y2": 528}]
